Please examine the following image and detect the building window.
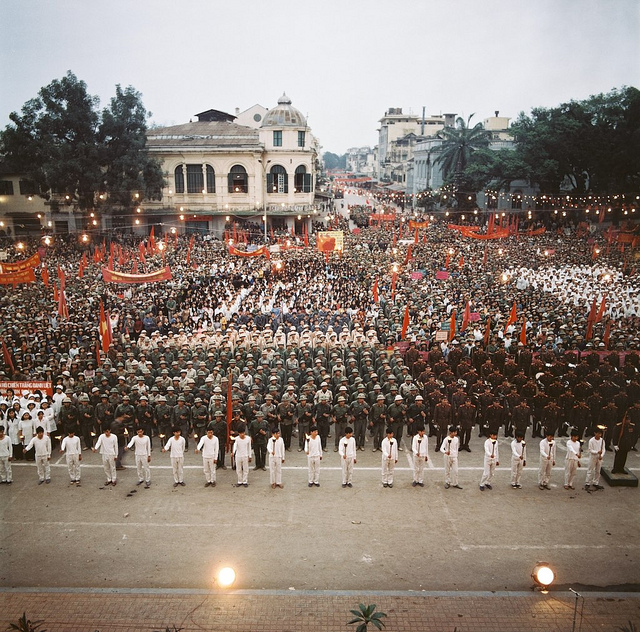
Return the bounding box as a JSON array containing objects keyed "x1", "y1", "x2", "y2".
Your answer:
[
  {"x1": 273, "y1": 130, "x2": 282, "y2": 147},
  {"x1": 267, "y1": 165, "x2": 288, "y2": 194},
  {"x1": 186, "y1": 164, "x2": 204, "y2": 194},
  {"x1": 228, "y1": 165, "x2": 248, "y2": 193},
  {"x1": 298, "y1": 131, "x2": 305, "y2": 147},
  {"x1": 174, "y1": 166, "x2": 184, "y2": 194},
  {"x1": 0, "y1": 180, "x2": 14, "y2": 195},
  {"x1": 206, "y1": 165, "x2": 216, "y2": 193},
  {"x1": 294, "y1": 165, "x2": 311, "y2": 193},
  {"x1": 511, "y1": 191, "x2": 523, "y2": 210},
  {"x1": 19, "y1": 180, "x2": 38, "y2": 195}
]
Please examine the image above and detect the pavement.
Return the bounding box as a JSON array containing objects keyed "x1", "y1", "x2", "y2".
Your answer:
[{"x1": 1, "y1": 431, "x2": 639, "y2": 630}]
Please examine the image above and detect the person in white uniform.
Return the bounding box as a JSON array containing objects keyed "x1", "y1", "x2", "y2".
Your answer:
[
  {"x1": 163, "y1": 428, "x2": 186, "y2": 487},
  {"x1": 232, "y1": 424, "x2": 252, "y2": 487},
  {"x1": 564, "y1": 429, "x2": 582, "y2": 490},
  {"x1": 93, "y1": 427, "x2": 119, "y2": 486},
  {"x1": 267, "y1": 428, "x2": 285, "y2": 489},
  {"x1": 585, "y1": 426, "x2": 605, "y2": 491},
  {"x1": 411, "y1": 424, "x2": 428, "y2": 487},
  {"x1": 24, "y1": 426, "x2": 51, "y2": 484},
  {"x1": 338, "y1": 426, "x2": 357, "y2": 488},
  {"x1": 479, "y1": 431, "x2": 499, "y2": 491},
  {"x1": 510, "y1": 432, "x2": 526, "y2": 489},
  {"x1": 196, "y1": 428, "x2": 220, "y2": 488},
  {"x1": 381, "y1": 428, "x2": 398, "y2": 488},
  {"x1": 538, "y1": 432, "x2": 556, "y2": 490},
  {"x1": 305, "y1": 426, "x2": 322, "y2": 487},
  {"x1": 60, "y1": 429, "x2": 82, "y2": 486},
  {"x1": 0, "y1": 425, "x2": 13, "y2": 484},
  {"x1": 440, "y1": 426, "x2": 462, "y2": 489},
  {"x1": 127, "y1": 427, "x2": 152, "y2": 488}
]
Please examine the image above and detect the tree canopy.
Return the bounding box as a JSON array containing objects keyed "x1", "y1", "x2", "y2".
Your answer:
[{"x1": 0, "y1": 71, "x2": 164, "y2": 210}]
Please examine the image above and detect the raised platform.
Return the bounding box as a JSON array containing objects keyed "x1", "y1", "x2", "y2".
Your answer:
[{"x1": 602, "y1": 467, "x2": 639, "y2": 487}]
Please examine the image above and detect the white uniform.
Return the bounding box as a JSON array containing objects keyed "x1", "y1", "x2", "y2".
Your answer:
[
  {"x1": 267, "y1": 435, "x2": 285, "y2": 486},
  {"x1": 539, "y1": 438, "x2": 556, "y2": 487},
  {"x1": 480, "y1": 438, "x2": 499, "y2": 488},
  {"x1": 586, "y1": 436, "x2": 605, "y2": 487},
  {"x1": 61, "y1": 435, "x2": 82, "y2": 482},
  {"x1": 510, "y1": 439, "x2": 526, "y2": 487},
  {"x1": 381, "y1": 436, "x2": 398, "y2": 485},
  {"x1": 233, "y1": 435, "x2": 252, "y2": 485},
  {"x1": 95, "y1": 432, "x2": 118, "y2": 483},
  {"x1": 0, "y1": 435, "x2": 13, "y2": 483},
  {"x1": 411, "y1": 434, "x2": 428, "y2": 484},
  {"x1": 197, "y1": 434, "x2": 220, "y2": 484},
  {"x1": 25, "y1": 434, "x2": 51, "y2": 482},
  {"x1": 305, "y1": 435, "x2": 322, "y2": 484},
  {"x1": 164, "y1": 435, "x2": 186, "y2": 484},
  {"x1": 128, "y1": 434, "x2": 152, "y2": 484},
  {"x1": 338, "y1": 435, "x2": 357, "y2": 485},
  {"x1": 564, "y1": 438, "x2": 581, "y2": 488},
  {"x1": 440, "y1": 435, "x2": 460, "y2": 486}
]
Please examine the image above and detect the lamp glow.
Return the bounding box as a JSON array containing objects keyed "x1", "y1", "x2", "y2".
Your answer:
[
  {"x1": 532, "y1": 563, "x2": 555, "y2": 590},
  {"x1": 217, "y1": 567, "x2": 236, "y2": 588}
]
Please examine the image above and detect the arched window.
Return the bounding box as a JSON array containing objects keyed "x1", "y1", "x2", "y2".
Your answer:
[
  {"x1": 267, "y1": 165, "x2": 288, "y2": 194},
  {"x1": 294, "y1": 165, "x2": 312, "y2": 193},
  {"x1": 186, "y1": 164, "x2": 204, "y2": 194},
  {"x1": 206, "y1": 165, "x2": 215, "y2": 193},
  {"x1": 228, "y1": 165, "x2": 248, "y2": 193},
  {"x1": 511, "y1": 190, "x2": 523, "y2": 210},
  {"x1": 174, "y1": 166, "x2": 184, "y2": 194}
]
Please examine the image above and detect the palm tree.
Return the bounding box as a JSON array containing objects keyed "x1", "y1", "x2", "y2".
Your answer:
[{"x1": 435, "y1": 114, "x2": 491, "y2": 190}]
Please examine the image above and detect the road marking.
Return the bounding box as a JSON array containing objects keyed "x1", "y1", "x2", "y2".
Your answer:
[{"x1": 460, "y1": 543, "x2": 640, "y2": 551}]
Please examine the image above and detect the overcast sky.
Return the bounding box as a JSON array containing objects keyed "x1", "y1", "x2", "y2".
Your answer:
[{"x1": 1, "y1": 0, "x2": 638, "y2": 154}]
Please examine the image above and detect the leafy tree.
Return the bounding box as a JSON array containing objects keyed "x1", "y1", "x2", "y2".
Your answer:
[
  {"x1": 323, "y1": 151, "x2": 346, "y2": 170},
  {"x1": 0, "y1": 71, "x2": 165, "y2": 211},
  {"x1": 98, "y1": 85, "x2": 164, "y2": 209}
]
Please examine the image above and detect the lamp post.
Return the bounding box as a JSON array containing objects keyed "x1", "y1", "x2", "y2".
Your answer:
[{"x1": 258, "y1": 158, "x2": 271, "y2": 244}]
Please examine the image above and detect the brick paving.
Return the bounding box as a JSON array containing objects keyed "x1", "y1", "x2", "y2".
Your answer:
[{"x1": 2, "y1": 590, "x2": 639, "y2": 632}]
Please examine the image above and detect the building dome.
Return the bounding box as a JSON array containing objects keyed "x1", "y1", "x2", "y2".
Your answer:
[{"x1": 261, "y1": 93, "x2": 307, "y2": 128}]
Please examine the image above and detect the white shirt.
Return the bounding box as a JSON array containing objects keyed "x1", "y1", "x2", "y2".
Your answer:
[
  {"x1": 233, "y1": 435, "x2": 252, "y2": 459},
  {"x1": 540, "y1": 438, "x2": 556, "y2": 461},
  {"x1": 0, "y1": 435, "x2": 12, "y2": 458},
  {"x1": 381, "y1": 437, "x2": 398, "y2": 461},
  {"x1": 95, "y1": 433, "x2": 118, "y2": 457},
  {"x1": 267, "y1": 436, "x2": 285, "y2": 459},
  {"x1": 164, "y1": 435, "x2": 186, "y2": 458},
  {"x1": 484, "y1": 438, "x2": 499, "y2": 460},
  {"x1": 440, "y1": 435, "x2": 460, "y2": 457},
  {"x1": 305, "y1": 435, "x2": 323, "y2": 458},
  {"x1": 338, "y1": 435, "x2": 357, "y2": 459},
  {"x1": 127, "y1": 434, "x2": 151, "y2": 457},
  {"x1": 566, "y1": 438, "x2": 581, "y2": 461},
  {"x1": 197, "y1": 434, "x2": 220, "y2": 460},
  {"x1": 588, "y1": 436, "x2": 604, "y2": 458},
  {"x1": 61, "y1": 435, "x2": 82, "y2": 456},
  {"x1": 25, "y1": 434, "x2": 51, "y2": 458},
  {"x1": 511, "y1": 439, "x2": 526, "y2": 459},
  {"x1": 412, "y1": 434, "x2": 428, "y2": 458}
]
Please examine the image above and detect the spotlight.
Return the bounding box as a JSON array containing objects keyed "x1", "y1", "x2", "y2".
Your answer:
[
  {"x1": 532, "y1": 563, "x2": 555, "y2": 592},
  {"x1": 217, "y1": 567, "x2": 236, "y2": 588}
]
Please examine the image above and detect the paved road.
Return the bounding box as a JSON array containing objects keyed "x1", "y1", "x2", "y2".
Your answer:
[{"x1": 2, "y1": 432, "x2": 638, "y2": 594}]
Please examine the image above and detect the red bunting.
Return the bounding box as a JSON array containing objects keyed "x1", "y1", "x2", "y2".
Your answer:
[
  {"x1": 461, "y1": 301, "x2": 471, "y2": 332},
  {"x1": 401, "y1": 304, "x2": 410, "y2": 339}
]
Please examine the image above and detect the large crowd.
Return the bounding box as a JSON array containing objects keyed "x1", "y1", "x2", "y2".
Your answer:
[{"x1": 0, "y1": 202, "x2": 638, "y2": 490}]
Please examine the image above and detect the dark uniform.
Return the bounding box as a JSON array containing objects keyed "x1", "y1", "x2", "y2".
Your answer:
[{"x1": 249, "y1": 412, "x2": 269, "y2": 469}]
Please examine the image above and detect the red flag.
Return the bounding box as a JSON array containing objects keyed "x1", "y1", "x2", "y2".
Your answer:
[
  {"x1": 58, "y1": 288, "x2": 69, "y2": 320},
  {"x1": 1, "y1": 339, "x2": 14, "y2": 374},
  {"x1": 459, "y1": 254, "x2": 464, "y2": 267},
  {"x1": 603, "y1": 319, "x2": 611, "y2": 348},
  {"x1": 78, "y1": 263, "x2": 84, "y2": 279},
  {"x1": 595, "y1": 297, "x2": 606, "y2": 323},
  {"x1": 149, "y1": 226, "x2": 156, "y2": 254},
  {"x1": 445, "y1": 253, "x2": 450, "y2": 269},
  {"x1": 81, "y1": 252, "x2": 88, "y2": 268},
  {"x1": 132, "y1": 260, "x2": 139, "y2": 274},
  {"x1": 57, "y1": 265, "x2": 65, "y2": 291},
  {"x1": 373, "y1": 279, "x2": 379, "y2": 303},
  {"x1": 108, "y1": 252, "x2": 114, "y2": 270},
  {"x1": 391, "y1": 273, "x2": 397, "y2": 302},
  {"x1": 488, "y1": 213, "x2": 495, "y2": 234},
  {"x1": 99, "y1": 301, "x2": 112, "y2": 353},
  {"x1": 401, "y1": 304, "x2": 410, "y2": 339},
  {"x1": 53, "y1": 285, "x2": 58, "y2": 303},
  {"x1": 599, "y1": 207, "x2": 605, "y2": 223},
  {"x1": 393, "y1": 231, "x2": 397, "y2": 247},
  {"x1": 414, "y1": 227, "x2": 419, "y2": 244},
  {"x1": 483, "y1": 316, "x2": 491, "y2": 347},
  {"x1": 504, "y1": 301, "x2": 517, "y2": 333},
  {"x1": 586, "y1": 298, "x2": 597, "y2": 340},
  {"x1": 422, "y1": 231, "x2": 427, "y2": 244},
  {"x1": 449, "y1": 310, "x2": 456, "y2": 342},
  {"x1": 404, "y1": 244, "x2": 413, "y2": 266},
  {"x1": 520, "y1": 319, "x2": 527, "y2": 346},
  {"x1": 226, "y1": 374, "x2": 233, "y2": 452},
  {"x1": 41, "y1": 265, "x2": 49, "y2": 287},
  {"x1": 461, "y1": 301, "x2": 471, "y2": 332}
]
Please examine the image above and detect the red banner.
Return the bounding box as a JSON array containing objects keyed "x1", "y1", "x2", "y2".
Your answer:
[
  {"x1": 369, "y1": 214, "x2": 395, "y2": 224},
  {"x1": 460, "y1": 228, "x2": 509, "y2": 239},
  {"x1": 0, "y1": 380, "x2": 53, "y2": 397},
  {"x1": 228, "y1": 245, "x2": 270, "y2": 258},
  {"x1": 102, "y1": 266, "x2": 172, "y2": 284},
  {"x1": 409, "y1": 220, "x2": 429, "y2": 229},
  {"x1": 0, "y1": 252, "x2": 41, "y2": 272},
  {"x1": 0, "y1": 268, "x2": 36, "y2": 285}
]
